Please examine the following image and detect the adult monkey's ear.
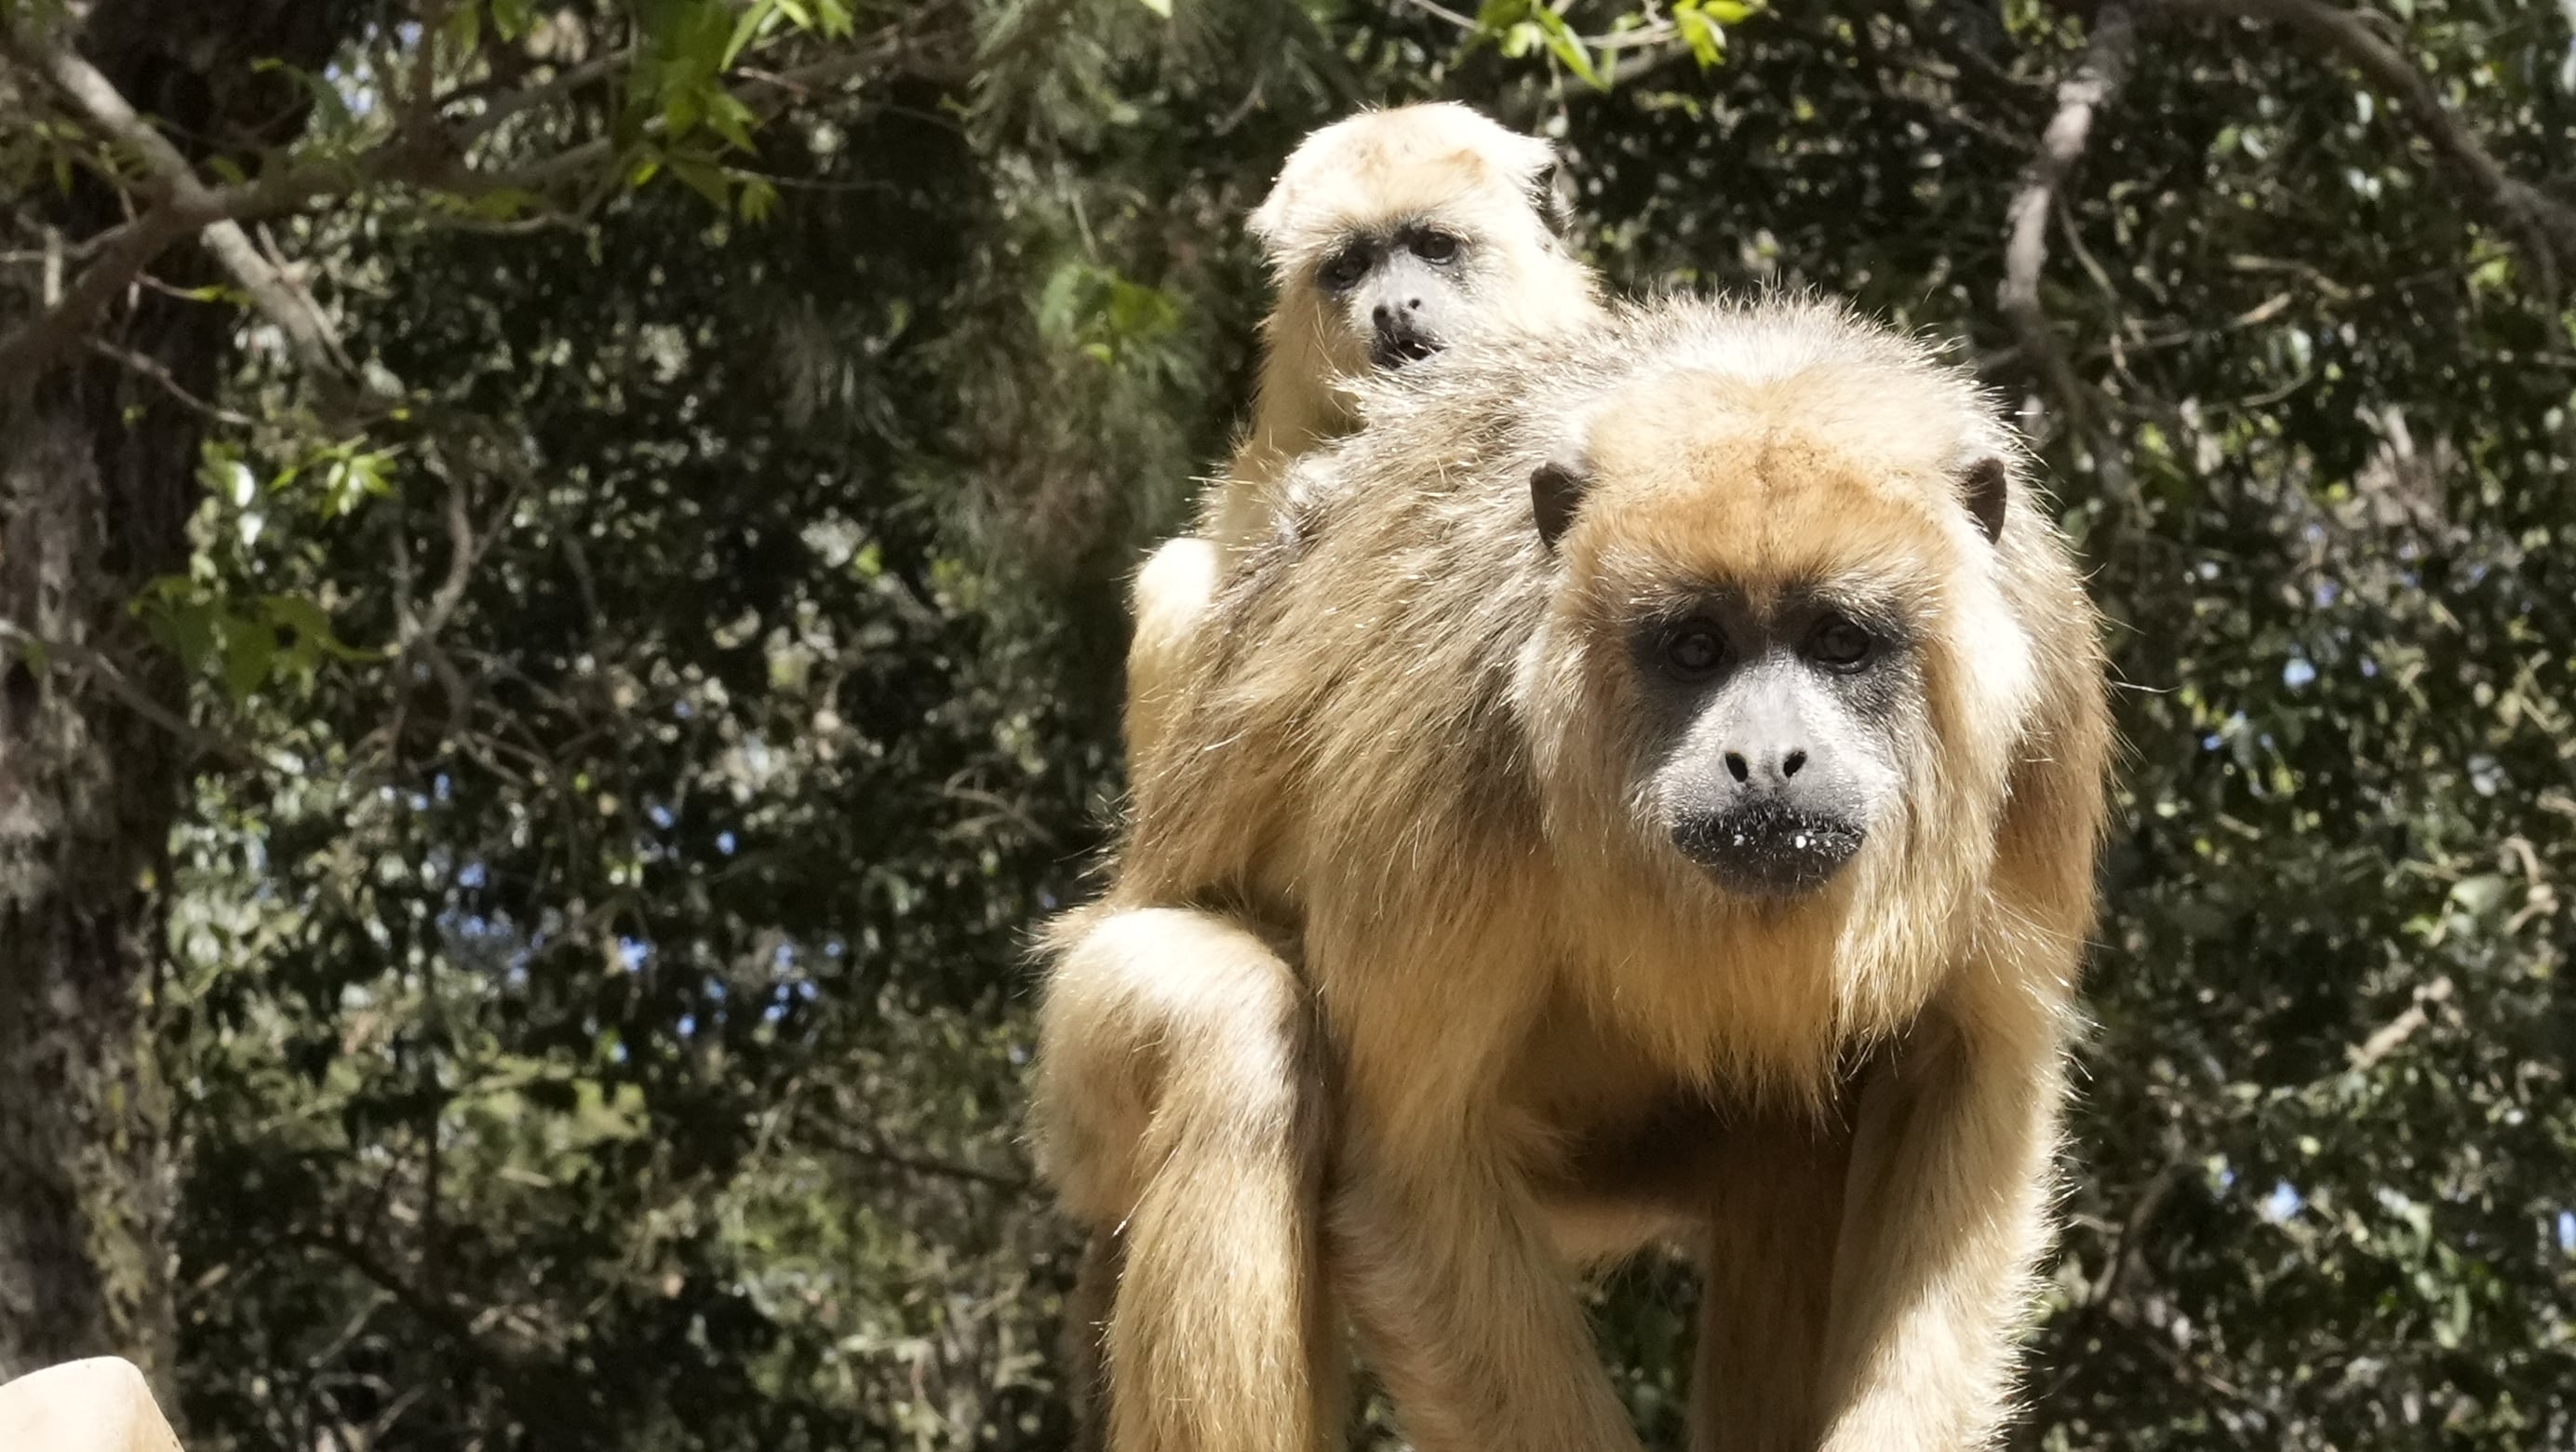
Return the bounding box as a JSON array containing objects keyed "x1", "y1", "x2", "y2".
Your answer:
[
  {"x1": 1531, "y1": 457, "x2": 1591, "y2": 552},
  {"x1": 1960, "y1": 453, "x2": 2010, "y2": 544}
]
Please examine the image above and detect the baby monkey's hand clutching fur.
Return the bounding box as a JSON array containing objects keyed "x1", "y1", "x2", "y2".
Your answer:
[{"x1": 1041, "y1": 297, "x2": 2113, "y2": 1452}]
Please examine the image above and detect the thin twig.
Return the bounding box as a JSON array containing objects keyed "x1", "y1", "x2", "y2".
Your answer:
[
  {"x1": 86, "y1": 337, "x2": 258, "y2": 425},
  {"x1": 1997, "y1": 1, "x2": 2137, "y2": 447},
  {"x1": 0, "y1": 618, "x2": 284, "y2": 773},
  {"x1": 449, "y1": 47, "x2": 632, "y2": 145},
  {"x1": 812, "y1": 1122, "x2": 1032, "y2": 1192},
  {"x1": 2087, "y1": 1162, "x2": 2179, "y2": 1307},
  {"x1": 2163, "y1": 0, "x2": 2576, "y2": 299}
]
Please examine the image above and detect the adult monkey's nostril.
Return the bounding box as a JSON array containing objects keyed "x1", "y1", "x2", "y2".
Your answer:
[
  {"x1": 1724, "y1": 752, "x2": 1750, "y2": 784},
  {"x1": 1782, "y1": 749, "x2": 1807, "y2": 779}
]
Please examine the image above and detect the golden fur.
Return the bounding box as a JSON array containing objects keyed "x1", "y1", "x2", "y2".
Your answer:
[
  {"x1": 1044, "y1": 297, "x2": 2112, "y2": 1450},
  {"x1": 1052, "y1": 114, "x2": 1598, "y2": 1445}
]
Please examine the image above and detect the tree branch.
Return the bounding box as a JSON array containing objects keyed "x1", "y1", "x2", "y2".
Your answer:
[
  {"x1": 0, "y1": 27, "x2": 396, "y2": 397},
  {"x1": 0, "y1": 12, "x2": 966, "y2": 397},
  {"x1": 448, "y1": 47, "x2": 632, "y2": 146},
  {"x1": 0, "y1": 199, "x2": 208, "y2": 387},
  {"x1": 2162, "y1": 0, "x2": 2576, "y2": 296},
  {"x1": 87, "y1": 336, "x2": 258, "y2": 425},
  {"x1": 0, "y1": 618, "x2": 284, "y2": 773},
  {"x1": 1999, "y1": 1, "x2": 2137, "y2": 444},
  {"x1": 808, "y1": 1121, "x2": 1031, "y2": 1192}
]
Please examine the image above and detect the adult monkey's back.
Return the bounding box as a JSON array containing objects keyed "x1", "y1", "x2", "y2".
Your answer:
[{"x1": 1057, "y1": 297, "x2": 2113, "y2": 1450}]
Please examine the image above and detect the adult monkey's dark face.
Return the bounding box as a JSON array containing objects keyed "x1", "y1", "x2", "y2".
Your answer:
[
  {"x1": 1636, "y1": 598, "x2": 1912, "y2": 899},
  {"x1": 1316, "y1": 223, "x2": 1473, "y2": 370},
  {"x1": 1526, "y1": 381, "x2": 2029, "y2": 911}
]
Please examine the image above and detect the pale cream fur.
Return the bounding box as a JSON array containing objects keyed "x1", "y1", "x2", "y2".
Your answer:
[
  {"x1": 1042, "y1": 297, "x2": 2113, "y2": 1451},
  {"x1": 1121, "y1": 102, "x2": 1603, "y2": 765}
]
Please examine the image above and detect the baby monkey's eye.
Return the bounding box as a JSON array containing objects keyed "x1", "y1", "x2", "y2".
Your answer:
[
  {"x1": 1319, "y1": 245, "x2": 1373, "y2": 292},
  {"x1": 1807, "y1": 616, "x2": 1877, "y2": 670},
  {"x1": 1661, "y1": 622, "x2": 1727, "y2": 679},
  {"x1": 1410, "y1": 230, "x2": 1462, "y2": 263}
]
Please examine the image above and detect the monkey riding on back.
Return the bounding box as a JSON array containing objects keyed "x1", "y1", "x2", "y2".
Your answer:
[
  {"x1": 1121, "y1": 102, "x2": 1603, "y2": 763},
  {"x1": 1036, "y1": 109, "x2": 2113, "y2": 1452}
]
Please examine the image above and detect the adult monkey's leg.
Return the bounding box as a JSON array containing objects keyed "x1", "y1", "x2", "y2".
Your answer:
[
  {"x1": 1814, "y1": 989, "x2": 2072, "y2": 1451},
  {"x1": 1324, "y1": 984, "x2": 1644, "y2": 1452},
  {"x1": 1034, "y1": 906, "x2": 1343, "y2": 1452},
  {"x1": 1688, "y1": 1117, "x2": 1847, "y2": 1452}
]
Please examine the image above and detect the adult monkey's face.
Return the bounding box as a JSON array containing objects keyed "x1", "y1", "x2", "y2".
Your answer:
[
  {"x1": 1623, "y1": 585, "x2": 1915, "y2": 898},
  {"x1": 1529, "y1": 361, "x2": 2030, "y2": 907}
]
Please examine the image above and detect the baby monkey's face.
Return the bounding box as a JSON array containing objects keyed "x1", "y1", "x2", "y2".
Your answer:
[{"x1": 1310, "y1": 218, "x2": 1475, "y2": 370}]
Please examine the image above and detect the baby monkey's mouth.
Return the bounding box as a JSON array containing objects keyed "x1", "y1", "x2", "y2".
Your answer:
[{"x1": 1372, "y1": 328, "x2": 1441, "y2": 370}]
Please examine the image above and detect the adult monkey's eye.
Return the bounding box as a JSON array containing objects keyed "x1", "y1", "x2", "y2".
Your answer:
[
  {"x1": 1319, "y1": 245, "x2": 1372, "y2": 292},
  {"x1": 1411, "y1": 230, "x2": 1461, "y2": 263},
  {"x1": 1807, "y1": 616, "x2": 1877, "y2": 670},
  {"x1": 1662, "y1": 622, "x2": 1726, "y2": 679}
]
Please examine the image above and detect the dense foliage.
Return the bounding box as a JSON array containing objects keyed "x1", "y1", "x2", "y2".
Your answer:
[{"x1": 4, "y1": 0, "x2": 2573, "y2": 1447}]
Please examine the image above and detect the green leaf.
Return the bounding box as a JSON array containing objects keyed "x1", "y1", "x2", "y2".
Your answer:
[
  {"x1": 317, "y1": 447, "x2": 396, "y2": 518},
  {"x1": 263, "y1": 594, "x2": 374, "y2": 666},
  {"x1": 463, "y1": 187, "x2": 542, "y2": 220},
  {"x1": 723, "y1": 0, "x2": 781, "y2": 68},
  {"x1": 251, "y1": 57, "x2": 355, "y2": 136},
  {"x1": 444, "y1": 0, "x2": 483, "y2": 53},
  {"x1": 664, "y1": 86, "x2": 705, "y2": 141},
  {"x1": 705, "y1": 92, "x2": 760, "y2": 155},
  {"x1": 1530, "y1": 7, "x2": 1604, "y2": 88},
  {"x1": 666, "y1": 154, "x2": 733, "y2": 210},
  {"x1": 736, "y1": 175, "x2": 779, "y2": 222},
  {"x1": 1137, "y1": 0, "x2": 1173, "y2": 17},
  {"x1": 1673, "y1": 1, "x2": 1724, "y2": 67},
  {"x1": 218, "y1": 612, "x2": 275, "y2": 705},
  {"x1": 133, "y1": 578, "x2": 220, "y2": 675}
]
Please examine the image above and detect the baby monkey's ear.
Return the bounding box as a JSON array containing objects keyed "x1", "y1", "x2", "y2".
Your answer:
[
  {"x1": 1531, "y1": 457, "x2": 1591, "y2": 552},
  {"x1": 1959, "y1": 453, "x2": 2010, "y2": 544}
]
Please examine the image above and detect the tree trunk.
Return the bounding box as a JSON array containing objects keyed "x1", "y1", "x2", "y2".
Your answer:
[
  {"x1": 0, "y1": 0, "x2": 351, "y2": 1402},
  {"x1": 0, "y1": 295, "x2": 198, "y2": 1405}
]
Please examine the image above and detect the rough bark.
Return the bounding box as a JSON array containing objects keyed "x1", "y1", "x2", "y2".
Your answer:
[
  {"x1": 0, "y1": 269, "x2": 199, "y2": 1406},
  {"x1": 0, "y1": 0, "x2": 352, "y2": 1402}
]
